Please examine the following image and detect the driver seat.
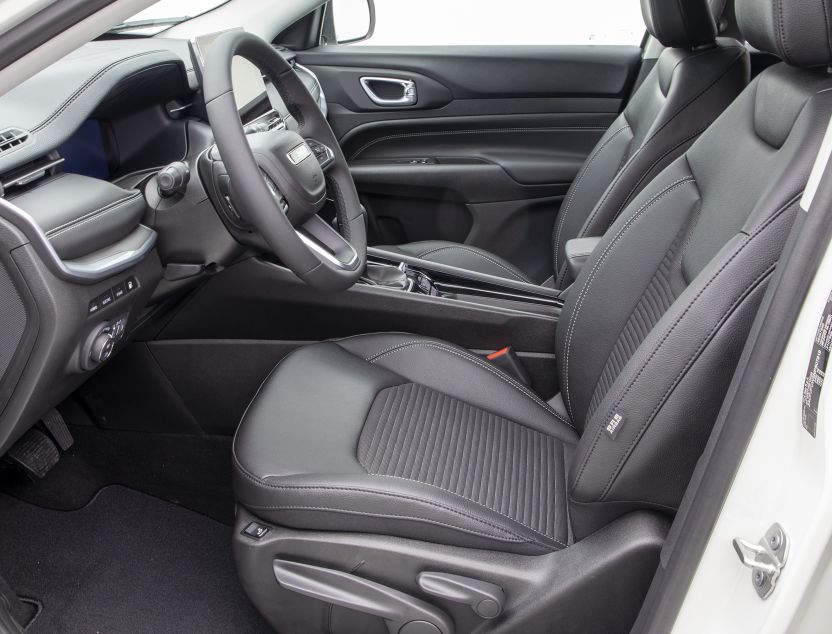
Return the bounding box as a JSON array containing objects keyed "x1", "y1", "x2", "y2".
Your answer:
[{"x1": 233, "y1": 0, "x2": 832, "y2": 631}]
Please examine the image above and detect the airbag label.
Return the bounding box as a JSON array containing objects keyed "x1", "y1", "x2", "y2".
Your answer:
[
  {"x1": 802, "y1": 290, "x2": 832, "y2": 437},
  {"x1": 605, "y1": 413, "x2": 625, "y2": 439}
]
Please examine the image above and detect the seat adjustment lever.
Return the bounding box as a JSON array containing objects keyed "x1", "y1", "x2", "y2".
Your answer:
[
  {"x1": 273, "y1": 560, "x2": 454, "y2": 634},
  {"x1": 417, "y1": 572, "x2": 505, "y2": 619}
]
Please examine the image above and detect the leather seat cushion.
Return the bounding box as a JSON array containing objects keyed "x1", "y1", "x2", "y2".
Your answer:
[
  {"x1": 233, "y1": 334, "x2": 578, "y2": 554},
  {"x1": 377, "y1": 241, "x2": 534, "y2": 284}
]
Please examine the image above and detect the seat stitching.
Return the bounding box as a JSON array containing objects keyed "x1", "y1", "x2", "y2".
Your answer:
[
  {"x1": 367, "y1": 342, "x2": 576, "y2": 430},
  {"x1": 599, "y1": 263, "x2": 776, "y2": 499},
  {"x1": 348, "y1": 126, "x2": 608, "y2": 161},
  {"x1": 46, "y1": 192, "x2": 142, "y2": 238},
  {"x1": 592, "y1": 198, "x2": 798, "y2": 497},
  {"x1": 571, "y1": 47, "x2": 746, "y2": 263},
  {"x1": 563, "y1": 177, "x2": 696, "y2": 422},
  {"x1": 370, "y1": 473, "x2": 567, "y2": 546},
  {"x1": 571, "y1": 195, "x2": 798, "y2": 494},
  {"x1": 233, "y1": 454, "x2": 552, "y2": 545},
  {"x1": 415, "y1": 245, "x2": 530, "y2": 283},
  {"x1": 360, "y1": 387, "x2": 395, "y2": 467},
  {"x1": 241, "y1": 504, "x2": 557, "y2": 551},
  {"x1": 776, "y1": 0, "x2": 794, "y2": 65},
  {"x1": 553, "y1": 123, "x2": 632, "y2": 272},
  {"x1": 577, "y1": 124, "x2": 709, "y2": 247},
  {"x1": 570, "y1": 496, "x2": 679, "y2": 511},
  {"x1": 636, "y1": 47, "x2": 747, "y2": 152}
]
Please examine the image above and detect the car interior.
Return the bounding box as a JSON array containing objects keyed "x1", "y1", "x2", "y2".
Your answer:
[{"x1": 0, "y1": 0, "x2": 829, "y2": 631}]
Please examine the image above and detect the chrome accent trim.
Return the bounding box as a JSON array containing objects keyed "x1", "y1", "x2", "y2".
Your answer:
[
  {"x1": 2, "y1": 157, "x2": 64, "y2": 189},
  {"x1": 360, "y1": 77, "x2": 417, "y2": 107},
  {"x1": 297, "y1": 219, "x2": 360, "y2": 271},
  {"x1": 295, "y1": 63, "x2": 328, "y2": 118},
  {"x1": 0, "y1": 195, "x2": 156, "y2": 284}
]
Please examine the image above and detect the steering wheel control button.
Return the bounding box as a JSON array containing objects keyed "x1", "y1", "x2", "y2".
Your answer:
[
  {"x1": 242, "y1": 522, "x2": 270, "y2": 540},
  {"x1": 306, "y1": 139, "x2": 335, "y2": 169}
]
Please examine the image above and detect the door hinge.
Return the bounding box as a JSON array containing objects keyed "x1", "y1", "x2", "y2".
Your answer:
[{"x1": 732, "y1": 523, "x2": 789, "y2": 599}]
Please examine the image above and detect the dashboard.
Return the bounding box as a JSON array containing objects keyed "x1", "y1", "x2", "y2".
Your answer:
[{"x1": 0, "y1": 35, "x2": 327, "y2": 455}]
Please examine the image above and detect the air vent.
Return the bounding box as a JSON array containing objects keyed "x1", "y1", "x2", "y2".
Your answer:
[{"x1": 0, "y1": 128, "x2": 29, "y2": 155}]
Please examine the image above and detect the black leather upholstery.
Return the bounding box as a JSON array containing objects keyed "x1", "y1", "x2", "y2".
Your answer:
[
  {"x1": 557, "y1": 62, "x2": 832, "y2": 536},
  {"x1": 8, "y1": 173, "x2": 145, "y2": 260},
  {"x1": 737, "y1": 0, "x2": 832, "y2": 68},
  {"x1": 233, "y1": 335, "x2": 577, "y2": 555},
  {"x1": 234, "y1": 0, "x2": 832, "y2": 557},
  {"x1": 380, "y1": 0, "x2": 748, "y2": 288},
  {"x1": 641, "y1": 0, "x2": 717, "y2": 48}
]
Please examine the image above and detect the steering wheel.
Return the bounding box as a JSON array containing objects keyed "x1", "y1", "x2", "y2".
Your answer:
[{"x1": 203, "y1": 30, "x2": 366, "y2": 291}]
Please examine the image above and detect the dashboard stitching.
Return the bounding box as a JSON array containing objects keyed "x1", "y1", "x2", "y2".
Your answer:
[
  {"x1": 32, "y1": 50, "x2": 167, "y2": 133},
  {"x1": 46, "y1": 192, "x2": 142, "y2": 239}
]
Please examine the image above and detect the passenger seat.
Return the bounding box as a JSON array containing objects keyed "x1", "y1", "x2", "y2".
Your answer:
[{"x1": 378, "y1": 0, "x2": 750, "y2": 288}]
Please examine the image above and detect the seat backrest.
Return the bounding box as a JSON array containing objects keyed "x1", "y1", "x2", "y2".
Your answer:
[
  {"x1": 551, "y1": 0, "x2": 749, "y2": 287},
  {"x1": 556, "y1": 0, "x2": 832, "y2": 539}
]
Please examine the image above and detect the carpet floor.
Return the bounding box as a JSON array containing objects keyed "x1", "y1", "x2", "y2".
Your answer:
[{"x1": 0, "y1": 485, "x2": 272, "y2": 633}]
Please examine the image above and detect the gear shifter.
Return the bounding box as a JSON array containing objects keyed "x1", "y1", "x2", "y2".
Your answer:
[{"x1": 361, "y1": 262, "x2": 412, "y2": 291}]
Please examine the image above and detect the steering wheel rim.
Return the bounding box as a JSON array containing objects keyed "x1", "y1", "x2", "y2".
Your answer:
[{"x1": 203, "y1": 30, "x2": 367, "y2": 291}]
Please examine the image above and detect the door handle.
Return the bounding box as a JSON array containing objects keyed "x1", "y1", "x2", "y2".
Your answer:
[{"x1": 360, "y1": 76, "x2": 417, "y2": 106}]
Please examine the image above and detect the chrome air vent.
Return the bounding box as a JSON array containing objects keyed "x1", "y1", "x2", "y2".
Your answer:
[{"x1": 0, "y1": 128, "x2": 29, "y2": 155}]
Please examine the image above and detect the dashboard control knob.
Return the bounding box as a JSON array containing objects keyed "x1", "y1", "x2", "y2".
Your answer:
[
  {"x1": 89, "y1": 331, "x2": 115, "y2": 365},
  {"x1": 157, "y1": 161, "x2": 190, "y2": 197}
]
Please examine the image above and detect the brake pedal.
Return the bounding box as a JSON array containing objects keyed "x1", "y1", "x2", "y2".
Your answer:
[
  {"x1": 42, "y1": 408, "x2": 73, "y2": 450},
  {"x1": 5, "y1": 429, "x2": 59, "y2": 479}
]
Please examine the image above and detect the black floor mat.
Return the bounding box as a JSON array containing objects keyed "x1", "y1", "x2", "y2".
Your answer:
[
  {"x1": 0, "y1": 424, "x2": 236, "y2": 525},
  {"x1": 0, "y1": 485, "x2": 272, "y2": 633}
]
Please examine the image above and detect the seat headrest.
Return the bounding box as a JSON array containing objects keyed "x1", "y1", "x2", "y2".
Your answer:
[
  {"x1": 640, "y1": 0, "x2": 718, "y2": 49},
  {"x1": 737, "y1": 0, "x2": 832, "y2": 68}
]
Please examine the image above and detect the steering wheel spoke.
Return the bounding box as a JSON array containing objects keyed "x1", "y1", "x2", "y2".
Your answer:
[{"x1": 297, "y1": 214, "x2": 361, "y2": 271}]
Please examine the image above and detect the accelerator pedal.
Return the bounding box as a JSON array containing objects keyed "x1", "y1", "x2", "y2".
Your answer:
[
  {"x1": 5, "y1": 429, "x2": 59, "y2": 479},
  {"x1": 41, "y1": 408, "x2": 74, "y2": 451}
]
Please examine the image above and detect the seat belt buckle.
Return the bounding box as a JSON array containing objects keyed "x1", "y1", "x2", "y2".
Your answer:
[{"x1": 486, "y1": 346, "x2": 532, "y2": 387}]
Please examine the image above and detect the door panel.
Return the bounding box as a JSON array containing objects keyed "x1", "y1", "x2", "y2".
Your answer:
[{"x1": 297, "y1": 45, "x2": 642, "y2": 280}]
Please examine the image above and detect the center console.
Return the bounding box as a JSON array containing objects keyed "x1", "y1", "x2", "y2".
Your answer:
[{"x1": 363, "y1": 246, "x2": 563, "y2": 316}]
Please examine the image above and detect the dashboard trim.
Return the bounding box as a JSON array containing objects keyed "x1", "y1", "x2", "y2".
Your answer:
[{"x1": 0, "y1": 195, "x2": 156, "y2": 284}]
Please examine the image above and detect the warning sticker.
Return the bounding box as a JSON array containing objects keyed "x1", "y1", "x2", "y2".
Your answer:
[{"x1": 802, "y1": 290, "x2": 832, "y2": 437}]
